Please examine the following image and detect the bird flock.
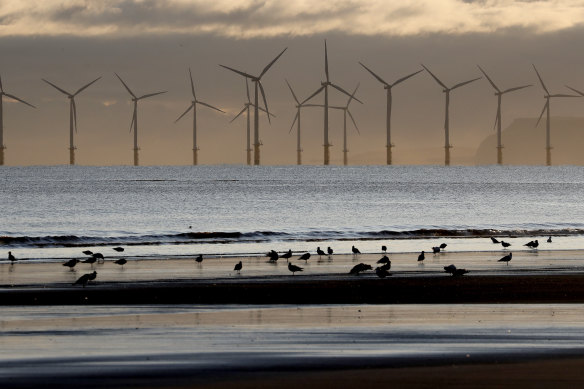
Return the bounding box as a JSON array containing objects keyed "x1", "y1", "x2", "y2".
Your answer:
[
  {"x1": 4, "y1": 235, "x2": 553, "y2": 287},
  {"x1": 0, "y1": 40, "x2": 581, "y2": 167}
]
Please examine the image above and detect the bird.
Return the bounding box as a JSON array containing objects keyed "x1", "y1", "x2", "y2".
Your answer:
[
  {"x1": 281, "y1": 249, "x2": 293, "y2": 260},
  {"x1": 195, "y1": 254, "x2": 203, "y2": 263},
  {"x1": 234, "y1": 261, "x2": 242, "y2": 273},
  {"x1": 316, "y1": 247, "x2": 326, "y2": 257},
  {"x1": 375, "y1": 266, "x2": 390, "y2": 278},
  {"x1": 92, "y1": 252, "x2": 105, "y2": 262},
  {"x1": 267, "y1": 250, "x2": 279, "y2": 262},
  {"x1": 440, "y1": 243, "x2": 447, "y2": 249},
  {"x1": 498, "y1": 252, "x2": 512, "y2": 265},
  {"x1": 432, "y1": 246, "x2": 440, "y2": 254},
  {"x1": 490, "y1": 237, "x2": 500, "y2": 244},
  {"x1": 352, "y1": 245, "x2": 361, "y2": 255},
  {"x1": 381, "y1": 245, "x2": 387, "y2": 253},
  {"x1": 418, "y1": 251, "x2": 425, "y2": 262},
  {"x1": 288, "y1": 262, "x2": 303, "y2": 275},
  {"x1": 501, "y1": 241, "x2": 511, "y2": 248},
  {"x1": 524, "y1": 240, "x2": 539, "y2": 249},
  {"x1": 82, "y1": 250, "x2": 93, "y2": 255},
  {"x1": 8, "y1": 251, "x2": 16, "y2": 264},
  {"x1": 74, "y1": 271, "x2": 97, "y2": 287},
  {"x1": 444, "y1": 264, "x2": 457, "y2": 274},
  {"x1": 82, "y1": 256, "x2": 97, "y2": 265},
  {"x1": 62, "y1": 258, "x2": 79, "y2": 270},
  {"x1": 327, "y1": 247, "x2": 333, "y2": 256},
  {"x1": 378, "y1": 262, "x2": 391, "y2": 271},
  {"x1": 452, "y1": 268, "x2": 469, "y2": 277},
  {"x1": 377, "y1": 255, "x2": 390, "y2": 264},
  {"x1": 350, "y1": 263, "x2": 372, "y2": 275},
  {"x1": 547, "y1": 236, "x2": 552, "y2": 243},
  {"x1": 298, "y1": 252, "x2": 311, "y2": 262},
  {"x1": 114, "y1": 258, "x2": 127, "y2": 267},
  {"x1": 113, "y1": 247, "x2": 124, "y2": 252}
]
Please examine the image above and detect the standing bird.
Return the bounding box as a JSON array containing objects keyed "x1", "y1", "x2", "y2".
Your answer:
[
  {"x1": 63, "y1": 258, "x2": 79, "y2": 270},
  {"x1": 524, "y1": 240, "x2": 539, "y2": 249},
  {"x1": 281, "y1": 249, "x2": 293, "y2": 261},
  {"x1": 375, "y1": 266, "x2": 390, "y2": 278},
  {"x1": 547, "y1": 236, "x2": 552, "y2": 243},
  {"x1": 82, "y1": 250, "x2": 93, "y2": 256},
  {"x1": 8, "y1": 251, "x2": 16, "y2": 264},
  {"x1": 114, "y1": 258, "x2": 127, "y2": 267},
  {"x1": 352, "y1": 245, "x2": 361, "y2": 255},
  {"x1": 92, "y1": 252, "x2": 105, "y2": 263},
  {"x1": 501, "y1": 241, "x2": 511, "y2": 248},
  {"x1": 350, "y1": 263, "x2": 372, "y2": 275},
  {"x1": 316, "y1": 247, "x2": 326, "y2": 257},
  {"x1": 381, "y1": 245, "x2": 387, "y2": 253},
  {"x1": 444, "y1": 264, "x2": 457, "y2": 274},
  {"x1": 234, "y1": 261, "x2": 243, "y2": 273},
  {"x1": 82, "y1": 256, "x2": 97, "y2": 266},
  {"x1": 498, "y1": 252, "x2": 512, "y2": 265},
  {"x1": 327, "y1": 247, "x2": 333, "y2": 256},
  {"x1": 432, "y1": 246, "x2": 441, "y2": 254},
  {"x1": 452, "y1": 268, "x2": 469, "y2": 277},
  {"x1": 195, "y1": 254, "x2": 203, "y2": 263},
  {"x1": 377, "y1": 255, "x2": 390, "y2": 264},
  {"x1": 74, "y1": 271, "x2": 97, "y2": 287},
  {"x1": 298, "y1": 252, "x2": 311, "y2": 262},
  {"x1": 490, "y1": 237, "x2": 500, "y2": 244},
  {"x1": 439, "y1": 243, "x2": 447, "y2": 249},
  {"x1": 267, "y1": 250, "x2": 279, "y2": 262},
  {"x1": 113, "y1": 247, "x2": 124, "y2": 252},
  {"x1": 418, "y1": 251, "x2": 425, "y2": 262},
  {"x1": 288, "y1": 262, "x2": 303, "y2": 275}
]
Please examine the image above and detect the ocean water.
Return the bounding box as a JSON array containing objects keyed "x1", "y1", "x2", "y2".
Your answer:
[{"x1": 1, "y1": 165, "x2": 584, "y2": 261}]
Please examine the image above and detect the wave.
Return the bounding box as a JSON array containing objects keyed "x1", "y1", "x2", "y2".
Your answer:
[{"x1": 1, "y1": 228, "x2": 584, "y2": 248}]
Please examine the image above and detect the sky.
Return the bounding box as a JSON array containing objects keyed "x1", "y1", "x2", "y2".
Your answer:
[{"x1": 2, "y1": 0, "x2": 584, "y2": 165}]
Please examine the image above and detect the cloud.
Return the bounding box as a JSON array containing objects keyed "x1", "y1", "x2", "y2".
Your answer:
[{"x1": 1, "y1": 0, "x2": 583, "y2": 38}]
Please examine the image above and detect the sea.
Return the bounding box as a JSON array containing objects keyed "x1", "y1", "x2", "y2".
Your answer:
[{"x1": 1, "y1": 164, "x2": 584, "y2": 261}]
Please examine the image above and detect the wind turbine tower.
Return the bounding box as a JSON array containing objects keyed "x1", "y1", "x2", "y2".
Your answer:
[
  {"x1": 115, "y1": 73, "x2": 166, "y2": 166},
  {"x1": 220, "y1": 48, "x2": 287, "y2": 165},
  {"x1": 532, "y1": 65, "x2": 578, "y2": 166},
  {"x1": 477, "y1": 65, "x2": 531, "y2": 165},
  {"x1": 0, "y1": 76, "x2": 35, "y2": 166},
  {"x1": 175, "y1": 68, "x2": 225, "y2": 165},
  {"x1": 43, "y1": 76, "x2": 101, "y2": 165},
  {"x1": 422, "y1": 65, "x2": 481, "y2": 166},
  {"x1": 359, "y1": 63, "x2": 422, "y2": 165}
]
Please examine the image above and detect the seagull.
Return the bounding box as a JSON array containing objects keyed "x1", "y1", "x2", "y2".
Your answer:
[
  {"x1": 352, "y1": 245, "x2": 361, "y2": 255},
  {"x1": 92, "y1": 253, "x2": 105, "y2": 262},
  {"x1": 8, "y1": 251, "x2": 16, "y2": 264},
  {"x1": 498, "y1": 252, "x2": 512, "y2": 265},
  {"x1": 432, "y1": 246, "x2": 440, "y2": 254},
  {"x1": 452, "y1": 268, "x2": 469, "y2": 277},
  {"x1": 490, "y1": 237, "x2": 500, "y2": 244},
  {"x1": 547, "y1": 236, "x2": 552, "y2": 243},
  {"x1": 444, "y1": 264, "x2": 457, "y2": 274},
  {"x1": 114, "y1": 258, "x2": 127, "y2": 267},
  {"x1": 82, "y1": 256, "x2": 97, "y2": 265},
  {"x1": 439, "y1": 243, "x2": 447, "y2": 249},
  {"x1": 350, "y1": 263, "x2": 372, "y2": 275},
  {"x1": 316, "y1": 247, "x2": 326, "y2": 257},
  {"x1": 113, "y1": 247, "x2": 124, "y2": 252},
  {"x1": 234, "y1": 261, "x2": 242, "y2": 273},
  {"x1": 195, "y1": 254, "x2": 203, "y2": 263},
  {"x1": 62, "y1": 258, "x2": 79, "y2": 270},
  {"x1": 524, "y1": 240, "x2": 539, "y2": 249},
  {"x1": 501, "y1": 241, "x2": 511, "y2": 248},
  {"x1": 377, "y1": 255, "x2": 390, "y2": 264},
  {"x1": 82, "y1": 250, "x2": 93, "y2": 256},
  {"x1": 375, "y1": 266, "x2": 390, "y2": 278},
  {"x1": 281, "y1": 249, "x2": 293, "y2": 261},
  {"x1": 267, "y1": 250, "x2": 279, "y2": 262},
  {"x1": 381, "y1": 245, "x2": 387, "y2": 253},
  {"x1": 298, "y1": 252, "x2": 311, "y2": 262},
  {"x1": 288, "y1": 262, "x2": 303, "y2": 275},
  {"x1": 74, "y1": 271, "x2": 97, "y2": 287},
  {"x1": 327, "y1": 247, "x2": 333, "y2": 256},
  {"x1": 418, "y1": 251, "x2": 425, "y2": 262}
]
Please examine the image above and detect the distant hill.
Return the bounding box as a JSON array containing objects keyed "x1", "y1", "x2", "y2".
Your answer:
[{"x1": 475, "y1": 117, "x2": 584, "y2": 165}]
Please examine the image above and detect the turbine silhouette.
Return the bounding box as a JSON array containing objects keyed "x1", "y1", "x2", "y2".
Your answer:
[
  {"x1": 0, "y1": 76, "x2": 35, "y2": 165},
  {"x1": 42, "y1": 76, "x2": 101, "y2": 165}
]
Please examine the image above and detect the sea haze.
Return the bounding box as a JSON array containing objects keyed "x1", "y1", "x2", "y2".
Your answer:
[{"x1": 1, "y1": 165, "x2": 584, "y2": 260}]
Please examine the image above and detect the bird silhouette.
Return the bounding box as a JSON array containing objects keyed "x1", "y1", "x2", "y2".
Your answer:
[
  {"x1": 327, "y1": 247, "x2": 333, "y2": 256},
  {"x1": 418, "y1": 251, "x2": 425, "y2": 262},
  {"x1": 114, "y1": 258, "x2": 127, "y2": 267},
  {"x1": 82, "y1": 250, "x2": 93, "y2": 256},
  {"x1": 281, "y1": 249, "x2": 293, "y2": 261},
  {"x1": 288, "y1": 262, "x2": 303, "y2": 275},
  {"x1": 439, "y1": 243, "x2": 447, "y2": 249},
  {"x1": 501, "y1": 241, "x2": 511, "y2": 248},
  {"x1": 316, "y1": 247, "x2": 326, "y2": 257},
  {"x1": 234, "y1": 261, "x2": 242, "y2": 273},
  {"x1": 74, "y1": 271, "x2": 97, "y2": 287},
  {"x1": 113, "y1": 247, "x2": 124, "y2": 252},
  {"x1": 267, "y1": 250, "x2": 279, "y2": 262},
  {"x1": 432, "y1": 246, "x2": 440, "y2": 254},
  {"x1": 498, "y1": 252, "x2": 512, "y2": 265},
  {"x1": 352, "y1": 245, "x2": 361, "y2": 255},
  {"x1": 8, "y1": 251, "x2": 16, "y2": 264},
  {"x1": 524, "y1": 240, "x2": 539, "y2": 249},
  {"x1": 490, "y1": 237, "x2": 500, "y2": 244},
  {"x1": 375, "y1": 266, "x2": 390, "y2": 278},
  {"x1": 444, "y1": 264, "x2": 457, "y2": 274},
  {"x1": 377, "y1": 255, "x2": 390, "y2": 264},
  {"x1": 350, "y1": 263, "x2": 372, "y2": 275},
  {"x1": 298, "y1": 252, "x2": 311, "y2": 262},
  {"x1": 452, "y1": 268, "x2": 469, "y2": 277},
  {"x1": 92, "y1": 253, "x2": 105, "y2": 263},
  {"x1": 82, "y1": 256, "x2": 97, "y2": 266},
  {"x1": 63, "y1": 258, "x2": 79, "y2": 270},
  {"x1": 195, "y1": 254, "x2": 203, "y2": 263},
  {"x1": 547, "y1": 236, "x2": 552, "y2": 243},
  {"x1": 381, "y1": 245, "x2": 387, "y2": 253}
]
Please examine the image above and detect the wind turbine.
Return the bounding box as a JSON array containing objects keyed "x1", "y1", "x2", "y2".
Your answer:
[
  {"x1": 359, "y1": 62, "x2": 423, "y2": 165},
  {"x1": 230, "y1": 79, "x2": 275, "y2": 165},
  {"x1": 422, "y1": 65, "x2": 481, "y2": 166},
  {"x1": 532, "y1": 65, "x2": 578, "y2": 166},
  {"x1": 477, "y1": 65, "x2": 531, "y2": 165},
  {"x1": 0, "y1": 76, "x2": 35, "y2": 166},
  {"x1": 42, "y1": 76, "x2": 101, "y2": 165},
  {"x1": 303, "y1": 40, "x2": 363, "y2": 165},
  {"x1": 220, "y1": 47, "x2": 287, "y2": 165},
  {"x1": 115, "y1": 73, "x2": 166, "y2": 166},
  {"x1": 175, "y1": 68, "x2": 225, "y2": 165}
]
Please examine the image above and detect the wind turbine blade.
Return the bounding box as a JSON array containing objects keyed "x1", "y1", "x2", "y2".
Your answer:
[
  {"x1": 259, "y1": 47, "x2": 287, "y2": 79},
  {"x1": 565, "y1": 85, "x2": 584, "y2": 96},
  {"x1": 255, "y1": 105, "x2": 276, "y2": 118},
  {"x1": 502, "y1": 85, "x2": 532, "y2": 94},
  {"x1": 347, "y1": 110, "x2": 360, "y2": 135},
  {"x1": 302, "y1": 104, "x2": 325, "y2": 108},
  {"x1": 72, "y1": 99, "x2": 78, "y2": 133},
  {"x1": 392, "y1": 69, "x2": 424, "y2": 87},
  {"x1": 230, "y1": 106, "x2": 247, "y2": 123},
  {"x1": 42, "y1": 79, "x2": 71, "y2": 96},
  {"x1": 285, "y1": 79, "x2": 299, "y2": 104},
  {"x1": 3, "y1": 93, "x2": 36, "y2": 108},
  {"x1": 346, "y1": 83, "x2": 360, "y2": 108},
  {"x1": 188, "y1": 68, "x2": 196, "y2": 100},
  {"x1": 0, "y1": 75, "x2": 3, "y2": 92},
  {"x1": 535, "y1": 100, "x2": 548, "y2": 127},
  {"x1": 219, "y1": 65, "x2": 254, "y2": 79},
  {"x1": 175, "y1": 104, "x2": 194, "y2": 123},
  {"x1": 451, "y1": 77, "x2": 481, "y2": 91},
  {"x1": 74, "y1": 76, "x2": 101, "y2": 96},
  {"x1": 289, "y1": 112, "x2": 299, "y2": 134},
  {"x1": 258, "y1": 81, "x2": 271, "y2": 124},
  {"x1": 138, "y1": 91, "x2": 166, "y2": 100},
  {"x1": 550, "y1": 94, "x2": 579, "y2": 98},
  {"x1": 331, "y1": 83, "x2": 363, "y2": 104},
  {"x1": 493, "y1": 105, "x2": 499, "y2": 131},
  {"x1": 532, "y1": 65, "x2": 550, "y2": 95},
  {"x1": 324, "y1": 40, "x2": 329, "y2": 82},
  {"x1": 129, "y1": 107, "x2": 136, "y2": 133},
  {"x1": 301, "y1": 85, "x2": 325, "y2": 105},
  {"x1": 198, "y1": 100, "x2": 225, "y2": 113},
  {"x1": 421, "y1": 64, "x2": 448, "y2": 90},
  {"x1": 476, "y1": 65, "x2": 500, "y2": 93},
  {"x1": 245, "y1": 78, "x2": 251, "y2": 103},
  {"x1": 358, "y1": 62, "x2": 388, "y2": 86},
  {"x1": 114, "y1": 73, "x2": 136, "y2": 98}
]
